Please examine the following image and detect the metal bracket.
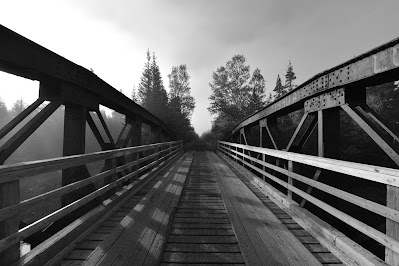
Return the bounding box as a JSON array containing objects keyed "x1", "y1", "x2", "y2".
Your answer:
[{"x1": 304, "y1": 88, "x2": 345, "y2": 113}]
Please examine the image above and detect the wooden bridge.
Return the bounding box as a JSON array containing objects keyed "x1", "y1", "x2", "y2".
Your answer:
[{"x1": 1, "y1": 25, "x2": 399, "y2": 265}]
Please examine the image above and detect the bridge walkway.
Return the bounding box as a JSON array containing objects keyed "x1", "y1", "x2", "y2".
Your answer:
[{"x1": 59, "y1": 151, "x2": 342, "y2": 265}]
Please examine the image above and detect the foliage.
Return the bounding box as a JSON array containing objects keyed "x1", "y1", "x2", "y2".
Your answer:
[
  {"x1": 208, "y1": 55, "x2": 265, "y2": 118},
  {"x1": 166, "y1": 64, "x2": 197, "y2": 142},
  {"x1": 168, "y1": 64, "x2": 195, "y2": 118},
  {"x1": 208, "y1": 54, "x2": 266, "y2": 139},
  {"x1": 135, "y1": 51, "x2": 198, "y2": 143},
  {"x1": 0, "y1": 98, "x2": 11, "y2": 128},
  {"x1": 11, "y1": 98, "x2": 26, "y2": 117}
]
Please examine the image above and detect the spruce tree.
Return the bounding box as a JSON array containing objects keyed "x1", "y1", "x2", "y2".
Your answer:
[
  {"x1": 248, "y1": 68, "x2": 266, "y2": 114},
  {"x1": 138, "y1": 50, "x2": 152, "y2": 109},
  {"x1": 284, "y1": 61, "x2": 297, "y2": 92},
  {"x1": 273, "y1": 75, "x2": 285, "y2": 99},
  {"x1": 150, "y1": 52, "x2": 168, "y2": 121}
]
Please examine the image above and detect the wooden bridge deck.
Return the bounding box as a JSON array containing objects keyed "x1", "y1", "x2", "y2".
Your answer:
[{"x1": 59, "y1": 151, "x2": 343, "y2": 265}]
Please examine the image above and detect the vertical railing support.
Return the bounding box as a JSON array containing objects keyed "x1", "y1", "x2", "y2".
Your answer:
[
  {"x1": 60, "y1": 104, "x2": 99, "y2": 223},
  {"x1": 62, "y1": 104, "x2": 88, "y2": 207},
  {"x1": 151, "y1": 126, "x2": 162, "y2": 162},
  {"x1": 130, "y1": 117, "x2": 142, "y2": 178},
  {"x1": 288, "y1": 160, "x2": 293, "y2": 199},
  {"x1": 0, "y1": 181, "x2": 19, "y2": 264}
]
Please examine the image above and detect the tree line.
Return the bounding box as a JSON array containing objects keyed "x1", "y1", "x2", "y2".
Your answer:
[
  {"x1": 132, "y1": 50, "x2": 198, "y2": 143},
  {"x1": 201, "y1": 53, "x2": 399, "y2": 170},
  {"x1": 203, "y1": 54, "x2": 297, "y2": 141}
]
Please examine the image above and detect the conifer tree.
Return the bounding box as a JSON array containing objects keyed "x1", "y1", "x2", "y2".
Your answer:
[
  {"x1": 284, "y1": 61, "x2": 297, "y2": 92},
  {"x1": 138, "y1": 50, "x2": 152, "y2": 109},
  {"x1": 273, "y1": 75, "x2": 285, "y2": 98},
  {"x1": 11, "y1": 98, "x2": 26, "y2": 117},
  {"x1": 131, "y1": 84, "x2": 139, "y2": 103},
  {"x1": 248, "y1": 68, "x2": 266, "y2": 114},
  {"x1": 150, "y1": 52, "x2": 168, "y2": 121}
]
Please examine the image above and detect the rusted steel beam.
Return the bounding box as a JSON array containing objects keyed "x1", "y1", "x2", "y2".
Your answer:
[
  {"x1": 228, "y1": 36, "x2": 399, "y2": 138},
  {"x1": 0, "y1": 24, "x2": 175, "y2": 139}
]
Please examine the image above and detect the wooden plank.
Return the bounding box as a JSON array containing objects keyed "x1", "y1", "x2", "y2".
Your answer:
[
  {"x1": 18, "y1": 157, "x2": 170, "y2": 266},
  {"x1": 83, "y1": 158, "x2": 183, "y2": 265},
  {"x1": 208, "y1": 151, "x2": 321, "y2": 266},
  {"x1": 221, "y1": 153, "x2": 387, "y2": 266},
  {"x1": 167, "y1": 235, "x2": 237, "y2": 244},
  {"x1": 171, "y1": 223, "x2": 232, "y2": 229},
  {"x1": 85, "y1": 233, "x2": 108, "y2": 241},
  {"x1": 50, "y1": 154, "x2": 183, "y2": 266},
  {"x1": 312, "y1": 252, "x2": 342, "y2": 263},
  {"x1": 218, "y1": 141, "x2": 399, "y2": 187},
  {"x1": 0, "y1": 141, "x2": 180, "y2": 183},
  {"x1": 77, "y1": 241, "x2": 102, "y2": 250},
  {"x1": 64, "y1": 249, "x2": 93, "y2": 260},
  {"x1": 221, "y1": 145, "x2": 399, "y2": 255},
  {"x1": 59, "y1": 260, "x2": 85, "y2": 266},
  {"x1": 206, "y1": 153, "x2": 276, "y2": 265},
  {"x1": 174, "y1": 213, "x2": 227, "y2": 218},
  {"x1": 296, "y1": 236, "x2": 320, "y2": 244},
  {"x1": 129, "y1": 156, "x2": 193, "y2": 266},
  {"x1": 0, "y1": 180, "x2": 19, "y2": 265},
  {"x1": 162, "y1": 252, "x2": 244, "y2": 264},
  {"x1": 170, "y1": 228, "x2": 235, "y2": 236},
  {"x1": 172, "y1": 217, "x2": 230, "y2": 224},
  {"x1": 176, "y1": 209, "x2": 227, "y2": 214},
  {"x1": 164, "y1": 243, "x2": 240, "y2": 253},
  {"x1": 304, "y1": 243, "x2": 330, "y2": 253},
  {"x1": 88, "y1": 154, "x2": 192, "y2": 265}
]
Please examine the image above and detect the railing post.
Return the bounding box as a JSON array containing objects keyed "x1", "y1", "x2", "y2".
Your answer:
[
  {"x1": 387, "y1": 187, "x2": 399, "y2": 264},
  {"x1": 287, "y1": 160, "x2": 293, "y2": 199},
  {"x1": 0, "y1": 181, "x2": 20, "y2": 264},
  {"x1": 129, "y1": 116, "x2": 142, "y2": 179},
  {"x1": 151, "y1": 126, "x2": 162, "y2": 163},
  {"x1": 61, "y1": 103, "x2": 98, "y2": 222},
  {"x1": 259, "y1": 122, "x2": 266, "y2": 181},
  {"x1": 62, "y1": 104, "x2": 88, "y2": 206}
]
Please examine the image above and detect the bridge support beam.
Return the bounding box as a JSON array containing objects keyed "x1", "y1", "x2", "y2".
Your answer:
[
  {"x1": 61, "y1": 104, "x2": 99, "y2": 222},
  {"x1": 127, "y1": 116, "x2": 142, "y2": 179},
  {"x1": 151, "y1": 125, "x2": 162, "y2": 162},
  {"x1": 305, "y1": 108, "x2": 339, "y2": 206}
]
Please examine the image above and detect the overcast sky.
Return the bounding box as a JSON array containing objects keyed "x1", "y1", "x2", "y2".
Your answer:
[{"x1": 1, "y1": 1, "x2": 398, "y2": 134}]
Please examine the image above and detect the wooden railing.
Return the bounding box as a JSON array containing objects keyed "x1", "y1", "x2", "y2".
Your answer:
[
  {"x1": 0, "y1": 140, "x2": 182, "y2": 258},
  {"x1": 217, "y1": 141, "x2": 399, "y2": 259}
]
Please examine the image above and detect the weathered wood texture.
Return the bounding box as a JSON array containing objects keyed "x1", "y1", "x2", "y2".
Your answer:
[
  {"x1": 219, "y1": 144, "x2": 395, "y2": 265},
  {"x1": 0, "y1": 141, "x2": 182, "y2": 263},
  {"x1": 162, "y1": 151, "x2": 245, "y2": 265},
  {"x1": 207, "y1": 151, "x2": 321, "y2": 265},
  {"x1": 80, "y1": 152, "x2": 193, "y2": 265}
]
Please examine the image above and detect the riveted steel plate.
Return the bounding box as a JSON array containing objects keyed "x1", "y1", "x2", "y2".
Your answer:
[{"x1": 304, "y1": 88, "x2": 345, "y2": 113}]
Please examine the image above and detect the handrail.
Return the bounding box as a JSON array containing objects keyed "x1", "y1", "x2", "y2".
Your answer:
[
  {"x1": 217, "y1": 141, "x2": 399, "y2": 255},
  {"x1": 0, "y1": 140, "x2": 183, "y2": 254},
  {"x1": 0, "y1": 141, "x2": 178, "y2": 183}
]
